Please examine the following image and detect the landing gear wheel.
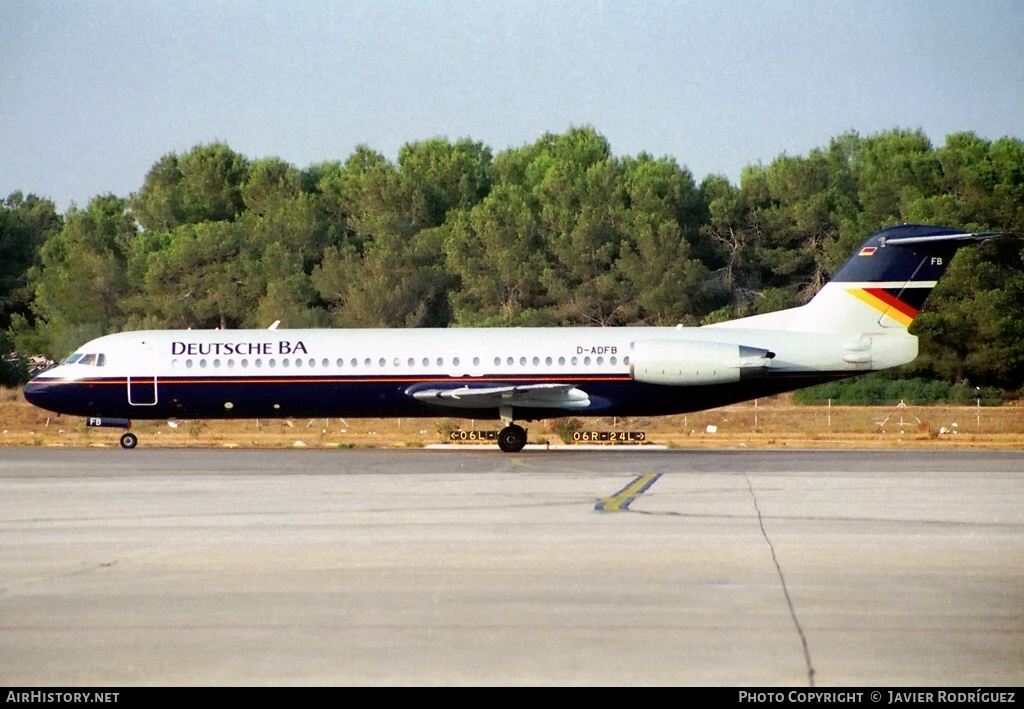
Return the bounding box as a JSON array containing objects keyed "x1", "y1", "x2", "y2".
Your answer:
[
  {"x1": 120, "y1": 432, "x2": 138, "y2": 449},
  {"x1": 497, "y1": 424, "x2": 527, "y2": 453}
]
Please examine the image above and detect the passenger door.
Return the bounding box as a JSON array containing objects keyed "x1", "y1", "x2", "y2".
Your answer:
[{"x1": 127, "y1": 340, "x2": 158, "y2": 406}]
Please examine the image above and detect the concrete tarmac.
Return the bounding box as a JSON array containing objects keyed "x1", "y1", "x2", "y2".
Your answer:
[{"x1": 1, "y1": 448, "x2": 1021, "y2": 686}]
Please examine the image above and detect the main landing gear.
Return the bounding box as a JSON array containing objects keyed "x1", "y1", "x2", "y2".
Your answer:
[
  {"x1": 120, "y1": 431, "x2": 138, "y2": 449},
  {"x1": 497, "y1": 424, "x2": 528, "y2": 453},
  {"x1": 496, "y1": 405, "x2": 528, "y2": 453}
]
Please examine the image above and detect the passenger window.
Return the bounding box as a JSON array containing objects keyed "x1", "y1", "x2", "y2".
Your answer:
[
  {"x1": 408, "y1": 357, "x2": 415, "y2": 367},
  {"x1": 558, "y1": 356, "x2": 565, "y2": 365},
  {"x1": 532, "y1": 356, "x2": 540, "y2": 366},
  {"x1": 379, "y1": 358, "x2": 386, "y2": 367},
  {"x1": 436, "y1": 357, "x2": 443, "y2": 366},
  {"x1": 610, "y1": 356, "x2": 617, "y2": 365},
  {"x1": 571, "y1": 357, "x2": 578, "y2": 365},
  {"x1": 519, "y1": 357, "x2": 527, "y2": 366},
  {"x1": 336, "y1": 358, "x2": 343, "y2": 367},
  {"x1": 596, "y1": 356, "x2": 603, "y2": 365},
  {"x1": 364, "y1": 358, "x2": 371, "y2": 367},
  {"x1": 186, "y1": 359, "x2": 194, "y2": 369},
  {"x1": 545, "y1": 357, "x2": 552, "y2": 366},
  {"x1": 453, "y1": 357, "x2": 460, "y2": 366},
  {"x1": 254, "y1": 358, "x2": 262, "y2": 368},
  {"x1": 584, "y1": 356, "x2": 591, "y2": 365},
  {"x1": 473, "y1": 357, "x2": 480, "y2": 366},
  {"x1": 295, "y1": 358, "x2": 302, "y2": 368},
  {"x1": 213, "y1": 359, "x2": 221, "y2": 368},
  {"x1": 269, "y1": 358, "x2": 276, "y2": 368},
  {"x1": 199, "y1": 359, "x2": 207, "y2": 368},
  {"x1": 282, "y1": 359, "x2": 290, "y2": 368},
  {"x1": 393, "y1": 357, "x2": 401, "y2": 367},
  {"x1": 241, "y1": 358, "x2": 248, "y2": 368},
  {"x1": 351, "y1": 358, "x2": 358, "y2": 367},
  {"x1": 506, "y1": 357, "x2": 513, "y2": 366},
  {"x1": 623, "y1": 356, "x2": 630, "y2": 366},
  {"x1": 494, "y1": 357, "x2": 501, "y2": 366}
]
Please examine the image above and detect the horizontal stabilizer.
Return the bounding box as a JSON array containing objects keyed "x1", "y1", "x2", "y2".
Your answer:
[{"x1": 882, "y1": 231, "x2": 1003, "y2": 246}]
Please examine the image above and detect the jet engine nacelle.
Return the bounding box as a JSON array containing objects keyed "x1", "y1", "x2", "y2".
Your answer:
[{"x1": 630, "y1": 340, "x2": 774, "y2": 386}]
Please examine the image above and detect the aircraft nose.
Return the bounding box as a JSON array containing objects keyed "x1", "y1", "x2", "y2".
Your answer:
[
  {"x1": 23, "y1": 378, "x2": 47, "y2": 407},
  {"x1": 23, "y1": 377, "x2": 63, "y2": 413}
]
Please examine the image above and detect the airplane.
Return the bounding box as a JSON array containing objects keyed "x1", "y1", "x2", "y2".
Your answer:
[{"x1": 23, "y1": 224, "x2": 1001, "y2": 452}]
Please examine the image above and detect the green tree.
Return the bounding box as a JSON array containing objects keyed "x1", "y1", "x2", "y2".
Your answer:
[
  {"x1": 242, "y1": 157, "x2": 304, "y2": 217},
  {"x1": 255, "y1": 241, "x2": 329, "y2": 328},
  {"x1": 397, "y1": 137, "x2": 493, "y2": 226},
  {"x1": 312, "y1": 139, "x2": 490, "y2": 327},
  {"x1": 312, "y1": 229, "x2": 452, "y2": 327},
  {"x1": 444, "y1": 184, "x2": 552, "y2": 325},
  {"x1": 29, "y1": 195, "x2": 137, "y2": 357},
  {"x1": 909, "y1": 243, "x2": 1024, "y2": 389},
  {"x1": 129, "y1": 154, "x2": 187, "y2": 231},
  {"x1": 852, "y1": 128, "x2": 940, "y2": 230},
  {"x1": 0, "y1": 329, "x2": 29, "y2": 386},
  {"x1": 131, "y1": 143, "x2": 249, "y2": 230},
  {"x1": 0, "y1": 192, "x2": 62, "y2": 331},
  {"x1": 131, "y1": 220, "x2": 259, "y2": 329},
  {"x1": 988, "y1": 137, "x2": 1024, "y2": 236},
  {"x1": 533, "y1": 140, "x2": 624, "y2": 325},
  {"x1": 757, "y1": 146, "x2": 861, "y2": 299},
  {"x1": 614, "y1": 154, "x2": 726, "y2": 324}
]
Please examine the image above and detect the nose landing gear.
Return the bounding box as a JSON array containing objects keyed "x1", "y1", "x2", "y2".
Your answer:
[{"x1": 85, "y1": 417, "x2": 137, "y2": 449}]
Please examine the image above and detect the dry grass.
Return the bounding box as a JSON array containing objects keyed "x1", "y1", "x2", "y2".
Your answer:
[{"x1": 2, "y1": 387, "x2": 1022, "y2": 450}]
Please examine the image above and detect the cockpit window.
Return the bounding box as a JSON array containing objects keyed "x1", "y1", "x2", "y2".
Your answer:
[{"x1": 64, "y1": 352, "x2": 106, "y2": 366}]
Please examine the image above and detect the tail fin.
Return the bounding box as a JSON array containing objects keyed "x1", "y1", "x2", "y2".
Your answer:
[{"x1": 715, "y1": 225, "x2": 1000, "y2": 334}]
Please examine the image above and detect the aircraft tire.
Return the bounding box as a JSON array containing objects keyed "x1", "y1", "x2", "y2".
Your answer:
[
  {"x1": 120, "y1": 432, "x2": 138, "y2": 449},
  {"x1": 497, "y1": 424, "x2": 527, "y2": 453}
]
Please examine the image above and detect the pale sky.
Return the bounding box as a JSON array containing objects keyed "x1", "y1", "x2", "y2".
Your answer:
[{"x1": 2, "y1": 0, "x2": 1022, "y2": 212}]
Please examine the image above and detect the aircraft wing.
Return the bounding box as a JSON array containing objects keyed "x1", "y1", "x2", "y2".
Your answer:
[{"x1": 408, "y1": 382, "x2": 591, "y2": 410}]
